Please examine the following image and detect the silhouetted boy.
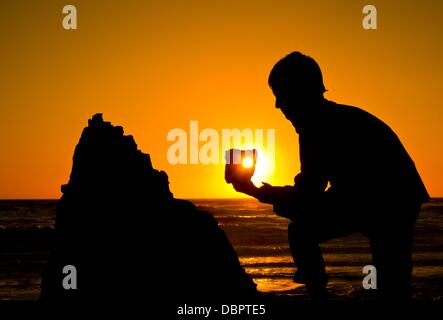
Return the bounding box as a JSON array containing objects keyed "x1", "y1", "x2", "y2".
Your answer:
[{"x1": 231, "y1": 51, "x2": 429, "y2": 300}]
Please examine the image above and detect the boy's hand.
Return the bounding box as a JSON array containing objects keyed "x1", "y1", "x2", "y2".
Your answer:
[{"x1": 231, "y1": 178, "x2": 258, "y2": 197}]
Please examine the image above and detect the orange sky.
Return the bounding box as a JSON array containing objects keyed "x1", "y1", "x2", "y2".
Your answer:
[{"x1": 0, "y1": 0, "x2": 442, "y2": 199}]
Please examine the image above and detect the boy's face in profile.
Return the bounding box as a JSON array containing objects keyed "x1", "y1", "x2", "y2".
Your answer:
[{"x1": 273, "y1": 84, "x2": 309, "y2": 123}]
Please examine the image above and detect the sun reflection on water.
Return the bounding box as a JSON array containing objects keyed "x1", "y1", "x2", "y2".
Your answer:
[{"x1": 239, "y1": 256, "x2": 303, "y2": 292}]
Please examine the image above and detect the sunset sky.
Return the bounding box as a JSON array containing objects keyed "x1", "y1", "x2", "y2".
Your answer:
[{"x1": 0, "y1": 0, "x2": 442, "y2": 199}]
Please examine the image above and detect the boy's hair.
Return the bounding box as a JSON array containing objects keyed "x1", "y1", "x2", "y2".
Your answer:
[{"x1": 268, "y1": 51, "x2": 326, "y2": 96}]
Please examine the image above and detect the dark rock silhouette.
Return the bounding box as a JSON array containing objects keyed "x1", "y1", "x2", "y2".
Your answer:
[
  {"x1": 0, "y1": 227, "x2": 53, "y2": 252},
  {"x1": 40, "y1": 114, "x2": 256, "y2": 302}
]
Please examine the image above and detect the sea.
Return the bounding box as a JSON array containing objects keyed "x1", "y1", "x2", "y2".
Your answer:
[{"x1": 0, "y1": 198, "x2": 442, "y2": 300}]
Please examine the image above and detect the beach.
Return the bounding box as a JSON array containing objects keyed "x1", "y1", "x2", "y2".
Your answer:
[{"x1": 0, "y1": 198, "x2": 442, "y2": 300}]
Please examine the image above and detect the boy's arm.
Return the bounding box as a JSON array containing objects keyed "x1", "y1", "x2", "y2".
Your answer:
[{"x1": 231, "y1": 179, "x2": 299, "y2": 219}]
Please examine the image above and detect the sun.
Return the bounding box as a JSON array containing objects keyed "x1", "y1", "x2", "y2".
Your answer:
[
  {"x1": 228, "y1": 143, "x2": 275, "y2": 186},
  {"x1": 242, "y1": 146, "x2": 274, "y2": 186},
  {"x1": 242, "y1": 157, "x2": 254, "y2": 168},
  {"x1": 251, "y1": 150, "x2": 273, "y2": 185}
]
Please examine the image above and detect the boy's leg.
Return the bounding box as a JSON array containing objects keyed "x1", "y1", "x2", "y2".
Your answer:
[
  {"x1": 286, "y1": 192, "x2": 361, "y2": 298},
  {"x1": 288, "y1": 221, "x2": 328, "y2": 298},
  {"x1": 288, "y1": 211, "x2": 358, "y2": 298},
  {"x1": 368, "y1": 204, "x2": 420, "y2": 300}
]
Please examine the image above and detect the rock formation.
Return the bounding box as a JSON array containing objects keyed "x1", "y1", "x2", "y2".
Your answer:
[{"x1": 40, "y1": 114, "x2": 256, "y2": 302}]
